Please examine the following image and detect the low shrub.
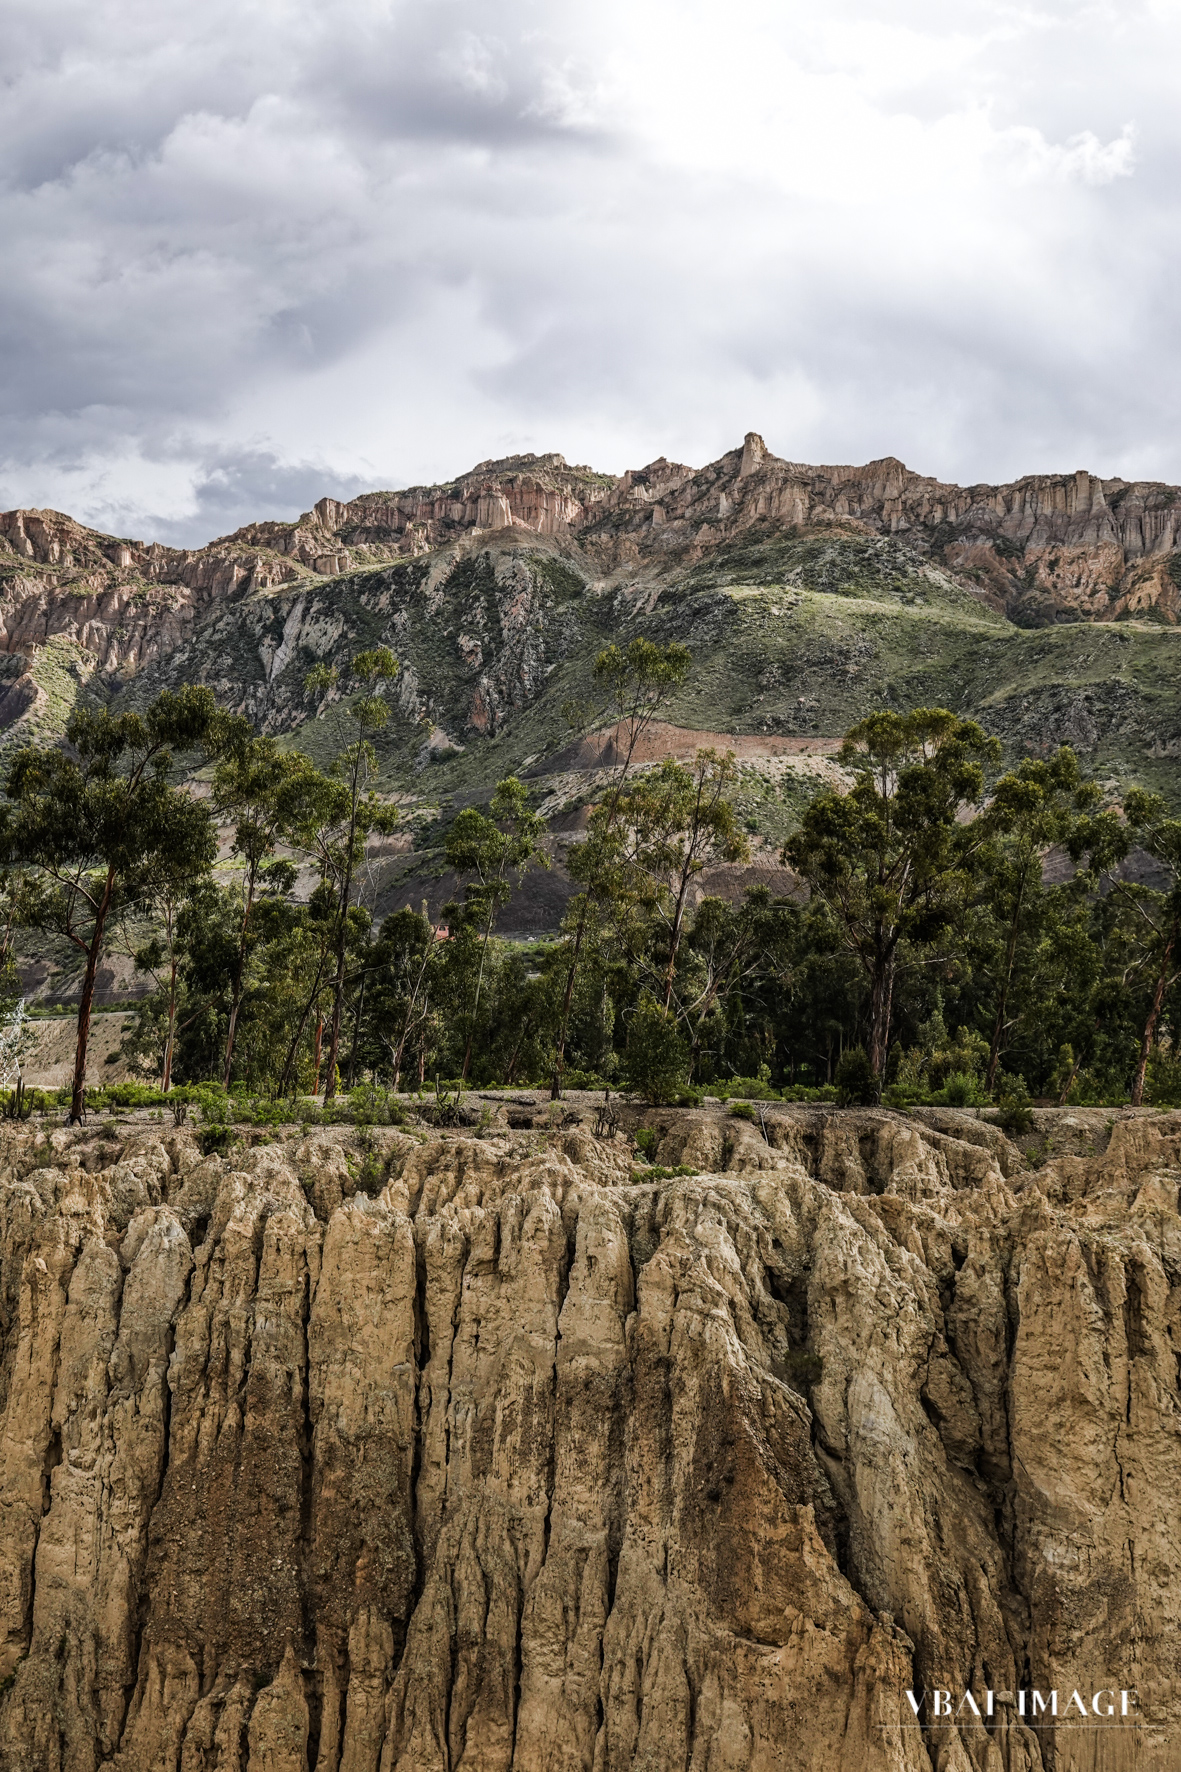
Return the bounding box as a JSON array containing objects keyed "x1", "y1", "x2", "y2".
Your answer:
[
  {"x1": 835, "y1": 1047, "x2": 876, "y2": 1107},
  {"x1": 1147, "y1": 1050, "x2": 1181, "y2": 1108},
  {"x1": 633, "y1": 1127, "x2": 660, "y2": 1162},
  {"x1": 933, "y1": 1071, "x2": 988, "y2": 1108},
  {"x1": 720, "y1": 1076, "x2": 779, "y2": 1101},
  {"x1": 196, "y1": 1126, "x2": 238, "y2": 1158},
  {"x1": 991, "y1": 1079, "x2": 1034, "y2": 1136}
]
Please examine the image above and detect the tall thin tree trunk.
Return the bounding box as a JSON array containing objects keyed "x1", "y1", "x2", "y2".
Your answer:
[
  {"x1": 277, "y1": 957, "x2": 331, "y2": 1097},
  {"x1": 347, "y1": 970, "x2": 367, "y2": 1088},
  {"x1": 662, "y1": 895, "x2": 689, "y2": 1011},
  {"x1": 551, "y1": 721, "x2": 653, "y2": 1099},
  {"x1": 324, "y1": 937, "x2": 346, "y2": 1101},
  {"x1": 867, "y1": 954, "x2": 895, "y2": 1093},
  {"x1": 69, "y1": 868, "x2": 116, "y2": 1123},
  {"x1": 323, "y1": 758, "x2": 364, "y2": 1102},
  {"x1": 551, "y1": 913, "x2": 588, "y2": 1098},
  {"x1": 222, "y1": 866, "x2": 257, "y2": 1090},
  {"x1": 222, "y1": 997, "x2": 242, "y2": 1091},
  {"x1": 313, "y1": 1016, "x2": 324, "y2": 1096},
  {"x1": 1131, "y1": 934, "x2": 1176, "y2": 1108},
  {"x1": 462, "y1": 914, "x2": 496, "y2": 1083},
  {"x1": 162, "y1": 954, "x2": 179, "y2": 1093},
  {"x1": 985, "y1": 879, "x2": 1028, "y2": 1093},
  {"x1": 504, "y1": 1026, "x2": 526, "y2": 1084},
  {"x1": 1057, "y1": 1051, "x2": 1083, "y2": 1106}
]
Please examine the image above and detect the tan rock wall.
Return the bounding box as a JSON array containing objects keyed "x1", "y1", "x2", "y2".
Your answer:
[{"x1": 0, "y1": 1108, "x2": 1174, "y2": 1768}]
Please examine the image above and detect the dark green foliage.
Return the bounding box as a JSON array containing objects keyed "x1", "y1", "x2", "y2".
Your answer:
[
  {"x1": 1147, "y1": 1050, "x2": 1181, "y2": 1107},
  {"x1": 835, "y1": 1046, "x2": 876, "y2": 1106},
  {"x1": 722, "y1": 1077, "x2": 778, "y2": 1100},
  {"x1": 530, "y1": 555, "x2": 585, "y2": 601},
  {"x1": 625, "y1": 993, "x2": 690, "y2": 1106},
  {"x1": 196, "y1": 1126, "x2": 238, "y2": 1157},
  {"x1": 1, "y1": 686, "x2": 228, "y2": 1119},
  {"x1": 991, "y1": 1081, "x2": 1034, "y2": 1135},
  {"x1": 5, "y1": 659, "x2": 1181, "y2": 1119},
  {"x1": 786, "y1": 708, "x2": 1000, "y2": 1080}
]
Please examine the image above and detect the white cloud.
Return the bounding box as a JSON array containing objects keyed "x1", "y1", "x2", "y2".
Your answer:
[{"x1": 0, "y1": 0, "x2": 1177, "y2": 543}]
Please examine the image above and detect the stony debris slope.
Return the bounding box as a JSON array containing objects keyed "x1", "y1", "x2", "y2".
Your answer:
[{"x1": 0, "y1": 1105, "x2": 1176, "y2": 1770}]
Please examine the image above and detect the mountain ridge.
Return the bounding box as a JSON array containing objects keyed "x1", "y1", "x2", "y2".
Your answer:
[
  {"x1": 5, "y1": 432, "x2": 1181, "y2": 633},
  {"x1": 1, "y1": 435, "x2": 1179, "y2": 839}
]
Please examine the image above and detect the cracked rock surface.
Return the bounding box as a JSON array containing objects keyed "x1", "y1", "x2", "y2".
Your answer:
[{"x1": 0, "y1": 1106, "x2": 1177, "y2": 1770}]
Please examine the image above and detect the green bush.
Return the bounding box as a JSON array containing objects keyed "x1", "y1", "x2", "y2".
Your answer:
[
  {"x1": 882, "y1": 1081, "x2": 926, "y2": 1109},
  {"x1": 633, "y1": 1127, "x2": 660, "y2": 1162},
  {"x1": 196, "y1": 1126, "x2": 238, "y2": 1158},
  {"x1": 341, "y1": 1084, "x2": 401, "y2": 1127},
  {"x1": 561, "y1": 1069, "x2": 609, "y2": 1091},
  {"x1": 1147, "y1": 1050, "x2": 1181, "y2": 1108},
  {"x1": 835, "y1": 1047, "x2": 876, "y2": 1106},
  {"x1": 92, "y1": 1081, "x2": 169, "y2": 1110},
  {"x1": 781, "y1": 1348, "x2": 823, "y2": 1388},
  {"x1": 721, "y1": 1077, "x2": 779, "y2": 1101},
  {"x1": 728, "y1": 1102, "x2": 757, "y2": 1122},
  {"x1": 0, "y1": 1085, "x2": 57, "y2": 1118},
  {"x1": 625, "y1": 994, "x2": 690, "y2": 1107},
  {"x1": 992, "y1": 1078, "x2": 1034, "y2": 1135},
  {"x1": 934, "y1": 1071, "x2": 987, "y2": 1108}
]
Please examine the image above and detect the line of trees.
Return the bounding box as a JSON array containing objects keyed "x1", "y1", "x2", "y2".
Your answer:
[{"x1": 1, "y1": 651, "x2": 1179, "y2": 1116}]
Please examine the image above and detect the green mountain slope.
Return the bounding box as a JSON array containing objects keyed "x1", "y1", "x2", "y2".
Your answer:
[{"x1": 2, "y1": 438, "x2": 1179, "y2": 834}]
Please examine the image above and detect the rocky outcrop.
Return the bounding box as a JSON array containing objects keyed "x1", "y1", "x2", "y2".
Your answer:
[
  {"x1": 0, "y1": 1104, "x2": 1175, "y2": 1768},
  {"x1": 575, "y1": 437, "x2": 1181, "y2": 626},
  {"x1": 5, "y1": 438, "x2": 1181, "y2": 702}
]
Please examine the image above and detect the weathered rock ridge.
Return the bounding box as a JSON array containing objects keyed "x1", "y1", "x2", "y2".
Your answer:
[
  {"x1": 0, "y1": 1104, "x2": 1176, "y2": 1769},
  {"x1": 4, "y1": 437, "x2": 1181, "y2": 702}
]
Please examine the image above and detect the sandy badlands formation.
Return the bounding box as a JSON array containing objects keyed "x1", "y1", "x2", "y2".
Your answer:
[{"x1": 0, "y1": 1101, "x2": 1177, "y2": 1770}]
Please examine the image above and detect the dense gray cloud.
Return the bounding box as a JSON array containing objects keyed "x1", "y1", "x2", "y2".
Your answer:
[{"x1": 1, "y1": 0, "x2": 1178, "y2": 543}]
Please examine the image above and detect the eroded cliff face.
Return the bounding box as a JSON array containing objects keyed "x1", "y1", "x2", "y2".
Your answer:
[
  {"x1": 5, "y1": 437, "x2": 1181, "y2": 703},
  {"x1": 0, "y1": 1104, "x2": 1176, "y2": 1771}
]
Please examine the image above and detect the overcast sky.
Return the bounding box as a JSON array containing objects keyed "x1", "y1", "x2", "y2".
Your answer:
[{"x1": 1, "y1": 0, "x2": 1177, "y2": 545}]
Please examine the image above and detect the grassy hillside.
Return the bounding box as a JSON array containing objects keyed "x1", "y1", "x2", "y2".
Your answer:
[{"x1": 41, "y1": 524, "x2": 1175, "y2": 836}]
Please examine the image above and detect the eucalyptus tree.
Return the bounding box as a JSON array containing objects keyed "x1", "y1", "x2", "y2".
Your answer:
[
  {"x1": 213, "y1": 734, "x2": 321, "y2": 1087},
  {"x1": 1, "y1": 687, "x2": 223, "y2": 1120},
  {"x1": 443, "y1": 775, "x2": 548, "y2": 1080},
  {"x1": 551, "y1": 637, "x2": 691, "y2": 1096},
  {"x1": 302, "y1": 647, "x2": 400, "y2": 1098},
  {"x1": 1100, "y1": 790, "x2": 1181, "y2": 1106},
  {"x1": 365, "y1": 906, "x2": 443, "y2": 1090},
  {"x1": 784, "y1": 708, "x2": 999, "y2": 1091},
  {"x1": 970, "y1": 746, "x2": 1100, "y2": 1090},
  {"x1": 610, "y1": 748, "x2": 749, "y2": 1012}
]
